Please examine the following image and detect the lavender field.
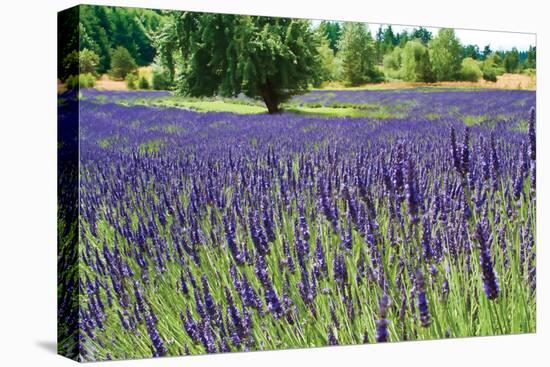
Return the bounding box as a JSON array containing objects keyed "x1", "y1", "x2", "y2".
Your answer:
[{"x1": 58, "y1": 88, "x2": 536, "y2": 361}]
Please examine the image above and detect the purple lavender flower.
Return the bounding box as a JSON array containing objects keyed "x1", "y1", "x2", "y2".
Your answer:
[
  {"x1": 375, "y1": 293, "x2": 390, "y2": 343},
  {"x1": 145, "y1": 311, "x2": 167, "y2": 357},
  {"x1": 405, "y1": 158, "x2": 420, "y2": 224},
  {"x1": 476, "y1": 223, "x2": 500, "y2": 300},
  {"x1": 416, "y1": 269, "x2": 431, "y2": 327}
]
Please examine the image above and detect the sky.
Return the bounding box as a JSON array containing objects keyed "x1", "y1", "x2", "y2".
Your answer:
[{"x1": 312, "y1": 20, "x2": 535, "y2": 51}]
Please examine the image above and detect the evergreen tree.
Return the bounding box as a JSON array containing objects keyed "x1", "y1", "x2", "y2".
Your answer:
[
  {"x1": 338, "y1": 23, "x2": 377, "y2": 85},
  {"x1": 110, "y1": 46, "x2": 137, "y2": 79},
  {"x1": 410, "y1": 27, "x2": 432, "y2": 45},
  {"x1": 482, "y1": 45, "x2": 492, "y2": 60},
  {"x1": 504, "y1": 48, "x2": 520, "y2": 73},
  {"x1": 524, "y1": 46, "x2": 536, "y2": 69},
  {"x1": 318, "y1": 21, "x2": 342, "y2": 53}
]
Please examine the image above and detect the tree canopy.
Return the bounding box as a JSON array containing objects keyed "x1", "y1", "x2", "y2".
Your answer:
[
  {"x1": 157, "y1": 12, "x2": 320, "y2": 113},
  {"x1": 400, "y1": 40, "x2": 435, "y2": 82},
  {"x1": 78, "y1": 5, "x2": 164, "y2": 73},
  {"x1": 338, "y1": 23, "x2": 378, "y2": 86},
  {"x1": 429, "y1": 28, "x2": 463, "y2": 81}
]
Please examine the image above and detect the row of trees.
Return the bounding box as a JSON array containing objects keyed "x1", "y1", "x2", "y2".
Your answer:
[
  {"x1": 60, "y1": 6, "x2": 536, "y2": 112},
  {"x1": 316, "y1": 23, "x2": 536, "y2": 84},
  {"x1": 59, "y1": 5, "x2": 163, "y2": 82}
]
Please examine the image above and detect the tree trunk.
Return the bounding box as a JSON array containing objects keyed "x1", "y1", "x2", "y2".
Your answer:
[{"x1": 259, "y1": 83, "x2": 280, "y2": 114}]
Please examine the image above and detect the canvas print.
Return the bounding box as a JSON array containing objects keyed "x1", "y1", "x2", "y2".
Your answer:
[{"x1": 57, "y1": 4, "x2": 536, "y2": 362}]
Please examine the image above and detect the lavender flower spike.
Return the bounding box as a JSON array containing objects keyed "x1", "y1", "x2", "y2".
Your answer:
[{"x1": 476, "y1": 223, "x2": 500, "y2": 300}]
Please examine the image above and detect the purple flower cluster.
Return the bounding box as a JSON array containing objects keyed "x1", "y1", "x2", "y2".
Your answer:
[{"x1": 61, "y1": 88, "x2": 536, "y2": 361}]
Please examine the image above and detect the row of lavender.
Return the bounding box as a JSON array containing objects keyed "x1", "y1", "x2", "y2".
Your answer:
[
  {"x1": 69, "y1": 89, "x2": 535, "y2": 361},
  {"x1": 293, "y1": 89, "x2": 534, "y2": 123}
]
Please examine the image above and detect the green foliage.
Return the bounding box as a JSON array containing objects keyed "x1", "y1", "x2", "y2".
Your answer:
[
  {"x1": 61, "y1": 51, "x2": 80, "y2": 83},
  {"x1": 460, "y1": 57, "x2": 482, "y2": 82},
  {"x1": 482, "y1": 45, "x2": 492, "y2": 60},
  {"x1": 138, "y1": 76, "x2": 150, "y2": 89},
  {"x1": 151, "y1": 65, "x2": 172, "y2": 90},
  {"x1": 79, "y1": 48, "x2": 100, "y2": 75},
  {"x1": 524, "y1": 46, "x2": 536, "y2": 69},
  {"x1": 429, "y1": 28, "x2": 463, "y2": 81},
  {"x1": 78, "y1": 5, "x2": 164, "y2": 73},
  {"x1": 482, "y1": 67, "x2": 497, "y2": 82},
  {"x1": 400, "y1": 40, "x2": 435, "y2": 82},
  {"x1": 338, "y1": 23, "x2": 377, "y2": 86},
  {"x1": 318, "y1": 21, "x2": 342, "y2": 53},
  {"x1": 158, "y1": 13, "x2": 320, "y2": 113},
  {"x1": 65, "y1": 73, "x2": 96, "y2": 89},
  {"x1": 316, "y1": 35, "x2": 339, "y2": 84},
  {"x1": 463, "y1": 44, "x2": 481, "y2": 60},
  {"x1": 410, "y1": 27, "x2": 432, "y2": 45},
  {"x1": 504, "y1": 48, "x2": 520, "y2": 73},
  {"x1": 110, "y1": 46, "x2": 137, "y2": 79},
  {"x1": 125, "y1": 73, "x2": 138, "y2": 90},
  {"x1": 382, "y1": 47, "x2": 403, "y2": 79}
]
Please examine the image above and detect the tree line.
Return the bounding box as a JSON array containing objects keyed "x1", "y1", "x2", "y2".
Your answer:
[{"x1": 59, "y1": 6, "x2": 536, "y2": 113}]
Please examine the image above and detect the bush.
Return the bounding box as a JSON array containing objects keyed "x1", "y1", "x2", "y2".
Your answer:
[
  {"x1": 110, "y1": 46, "x2": 137, "y2": 80},
  {"x1": 400, "y1": 40, "x2": 435, "y2": 82},
  {"x1": 151, "y1": 67, "x2": 172, "y2": 90},
  {"x1": 383, "y1": 47, "x2": 402, "y2": 79},
  {"x1": 79, "y1": 49, "x2": 100, "y2": 75},
  {"x1": 65, "y1": 75, "x2": 79, "y2": 90},
  {"x1": 482, "y1": 68, "x2": 497, "y2": 82},
  {"x1": 65, "y1": 73, "x2": 96, "y2": 89},
  {"x1": 138, "y1": 76, "x2": 150, "y2": 90},
  {"x1": 80, "y1": 73, "x2": 96, "y2": 88},
  {"x1": 366, "y1": 67, "x2": 386, "y2": 83},
  {"x1": 61, "y1": 51, "x2": 80, "y2": 82},
  {"x1": 460, "y1": 57, "x2": 482, "y2": 82},
  {"x1": 125, "y1": 73, "x2": 138, "y2": 90}
]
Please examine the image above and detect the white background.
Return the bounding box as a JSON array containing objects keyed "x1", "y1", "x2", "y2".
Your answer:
[{"x1": 0, "y1": 0, "x2": 547, "y2": 365}]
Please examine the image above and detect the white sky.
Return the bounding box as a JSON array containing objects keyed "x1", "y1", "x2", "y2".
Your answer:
[{"x1": 312, "y1": 20, "x2": 535, "y2": 51}]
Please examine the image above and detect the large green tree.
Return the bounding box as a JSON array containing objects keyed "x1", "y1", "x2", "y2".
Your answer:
[
  {"x1": 338, "y1": 23, "x2": 377, "y2": 86},
  {"x1": 157, "y1": 12, "x2": 320, "y2": 113},
  {"x1": 429, "y1": 28, "x2": 463, "y2": 81},
  {"x1": 504, "y1": 48, "x2": 520, "y2": 73},
  {"x1": 400, "y1": 40, "x2": 435, "y2": 82}
]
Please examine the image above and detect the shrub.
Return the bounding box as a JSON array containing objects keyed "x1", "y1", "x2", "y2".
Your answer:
[
  {"x1": 110, "y1": 46, "x2": 137, "y2": 80},
  {"x1": 80, "y1": 73, "x2": 96, "y2": 88},
  {"x1": 151, "y1": 67, "x2": 172, "y2": 90},
  {"x1": 460, "y1": 57, "x2": 482, "y2": 82},
  {"x1": 79, "y1": 49, "x2": 100, "y2": 75},
  {"x1": 61, "y1": 51, "x2": 80, "y2": 82},
  {"x1": 125, "y1": 73, "x2": 138, "y2": 90},
  {"x1": 482, "y1": 67, "x2": 497, "y2": 82},
  {"x1": 138, "y1": 76, "x2": 150, "y2": 90},
  {"x1": 65, "y1": 73, "x2": 96, "y2": 89},
  {"x1": 65, "y1": 75, "x2": 79, "y2": 90},
  {"x1": 400, "y1": 40, "x2": 435, "y2": 82},
  {"x1": 383, "y1": 47, "x2": 403, "y2": 79}
]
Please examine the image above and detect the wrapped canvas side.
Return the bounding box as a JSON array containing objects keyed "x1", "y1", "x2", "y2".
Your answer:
[{"x1": 57, "y1": 5, "x2": 81, "y2": 362}]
